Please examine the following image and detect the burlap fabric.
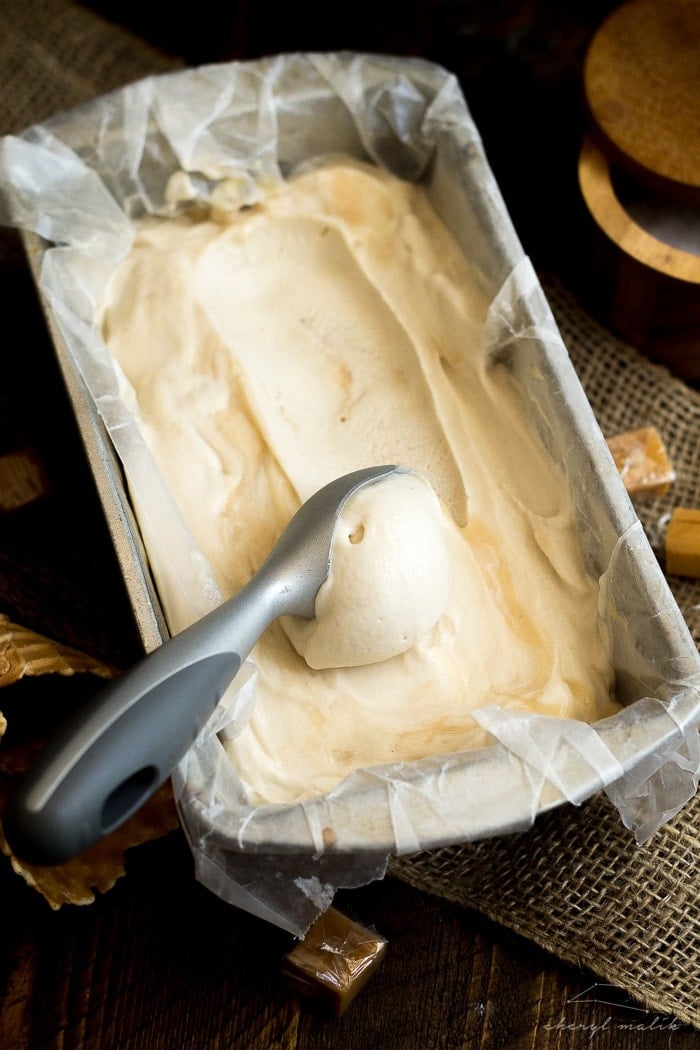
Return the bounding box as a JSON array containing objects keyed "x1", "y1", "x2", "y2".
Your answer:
[
  {"x1": 0, "y1": 0, "x2": 180, "y2": 135},
  {"x1": 0, "y1": 0, "x2": 697, "y2": 1029}
]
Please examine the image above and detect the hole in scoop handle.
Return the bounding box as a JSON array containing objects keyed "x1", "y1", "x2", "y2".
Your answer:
[
  {"x1": 3, "y1": 645, "x2": 242, "y2": 866},
  {"x1": 4, "y1": 562, "x2": 283, "y2": 866}
]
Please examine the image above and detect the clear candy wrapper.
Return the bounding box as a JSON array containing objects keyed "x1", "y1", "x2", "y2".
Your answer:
[
  {"x1": 606, "y1": 426, "x2": 676, "y2": 498},
  {"x1": 0, "y1": 53, "x2": 698, "y2": 937}
]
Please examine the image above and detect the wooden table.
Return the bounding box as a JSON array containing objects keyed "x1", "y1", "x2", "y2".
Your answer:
[
  {"x1": 3, "y1": 828, "x2": 697, "y2": 1049},
  {"x1": 1, "y1": 4, "x2": 697, "y2": 1046}
]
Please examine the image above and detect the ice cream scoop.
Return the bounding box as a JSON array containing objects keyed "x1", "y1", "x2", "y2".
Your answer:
[
  {"x1": 282, "y1": 470, "x2": 450, "y2": 668},
  {"x1": 4, "y1": 464, "x2": 402, "y2": 865}
]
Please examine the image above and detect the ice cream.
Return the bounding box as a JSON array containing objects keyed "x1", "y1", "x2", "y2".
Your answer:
[
  {"x1": 95, "y1": 158, "x2": 619, "y2": 806},
  {"x1": 281, "y1": 468, "x2": 451, "y2": 669}
]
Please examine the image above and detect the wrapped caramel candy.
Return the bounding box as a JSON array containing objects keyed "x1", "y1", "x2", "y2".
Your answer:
[
  {"x1": 606, "y1": 426, "x2": 675, "y2": 497},
  {"x1": 0, "y1": 446, "x2": 51, "y2": 512},
  {"x1": 282, "y1": 907, "x2": 387, "y2": 1015},
  {"x1": 665, "y1": 508, "x2": 700, "y2": 578}
]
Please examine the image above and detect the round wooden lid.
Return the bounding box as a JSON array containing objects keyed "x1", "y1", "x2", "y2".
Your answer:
[{"x1": 583, "y1": 0, "x2": 700, "y2": 201}]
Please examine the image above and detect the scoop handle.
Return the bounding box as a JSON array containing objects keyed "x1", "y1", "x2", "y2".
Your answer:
[{"x1": 3, "y1": 575, "x2": 278, "y2": 866}]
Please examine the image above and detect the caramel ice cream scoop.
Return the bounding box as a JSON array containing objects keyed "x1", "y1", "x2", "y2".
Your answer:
[{"x1": 282, "y1": 470, "x2": 450, "y2": 668}]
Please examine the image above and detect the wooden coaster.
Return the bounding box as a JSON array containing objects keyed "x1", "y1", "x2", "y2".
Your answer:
[
  {"x1": 579, "y1": 0, "x2": 700, "y2": 380},
  {"x1": 578, "y1": 134, "x2": 700, "y2": 381},
  {"x1": 583, "y1": 0, "x2": 700, "y2": 202},
  {"x1": 578, "y1": 135, "x2": 700, "y2": 286}
]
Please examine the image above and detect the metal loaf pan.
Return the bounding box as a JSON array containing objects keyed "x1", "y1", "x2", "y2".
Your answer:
[{"x1": 12, "y1": 53, "x2": 700, "y2": 875}]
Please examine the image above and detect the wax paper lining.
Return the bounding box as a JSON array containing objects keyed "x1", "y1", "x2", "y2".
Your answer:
[{"x1": 0, "y1": 52, "x2": 698, "y2": 936}]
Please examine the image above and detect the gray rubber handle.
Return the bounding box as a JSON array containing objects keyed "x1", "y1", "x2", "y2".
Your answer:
[
  {"x1": 3, "y1": 465, "x2": 399, "y2": 865},
  {"x1": 3, "y1": 571, "x2": 281, "y2": 865}
]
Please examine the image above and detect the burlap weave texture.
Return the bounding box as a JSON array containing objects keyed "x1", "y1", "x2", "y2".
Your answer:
[{"x1": 0, "y1": 0, "x2": 179, "y2": 136}]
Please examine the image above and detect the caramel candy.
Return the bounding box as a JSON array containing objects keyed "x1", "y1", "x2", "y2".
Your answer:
[
  {"x1": 665, "y1": 508, "x2": 700, "y2": 578},
  {"x1": 606, "y1": 426, "x2": 675, "y2": 497},
  {"x1": 282, "y1": 907, "x2": 387, "y2": 1015},
  {"x1": 0, "y1": 446, "x2": 51, "y2": 512}
]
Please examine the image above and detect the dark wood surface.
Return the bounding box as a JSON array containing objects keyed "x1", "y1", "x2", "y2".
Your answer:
[
  {"x1": 1, "y1": 4, "x2": 698, "y2": 1047},
  {"x1": 3, "y1": 831, "x2": 697, "y2": 1049}
]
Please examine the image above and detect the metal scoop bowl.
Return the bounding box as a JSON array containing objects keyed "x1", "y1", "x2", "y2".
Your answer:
[{"x1": 4, "y1": 465, "x2": 400, "y2": 866}]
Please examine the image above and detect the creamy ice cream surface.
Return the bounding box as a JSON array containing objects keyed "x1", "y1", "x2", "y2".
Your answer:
[
  {"x1": 96, "y1": 158, "x2": 619, "y2": 805},
  {"x1": 281, "y1": 468, "x2": 451, "y2": 669}
]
